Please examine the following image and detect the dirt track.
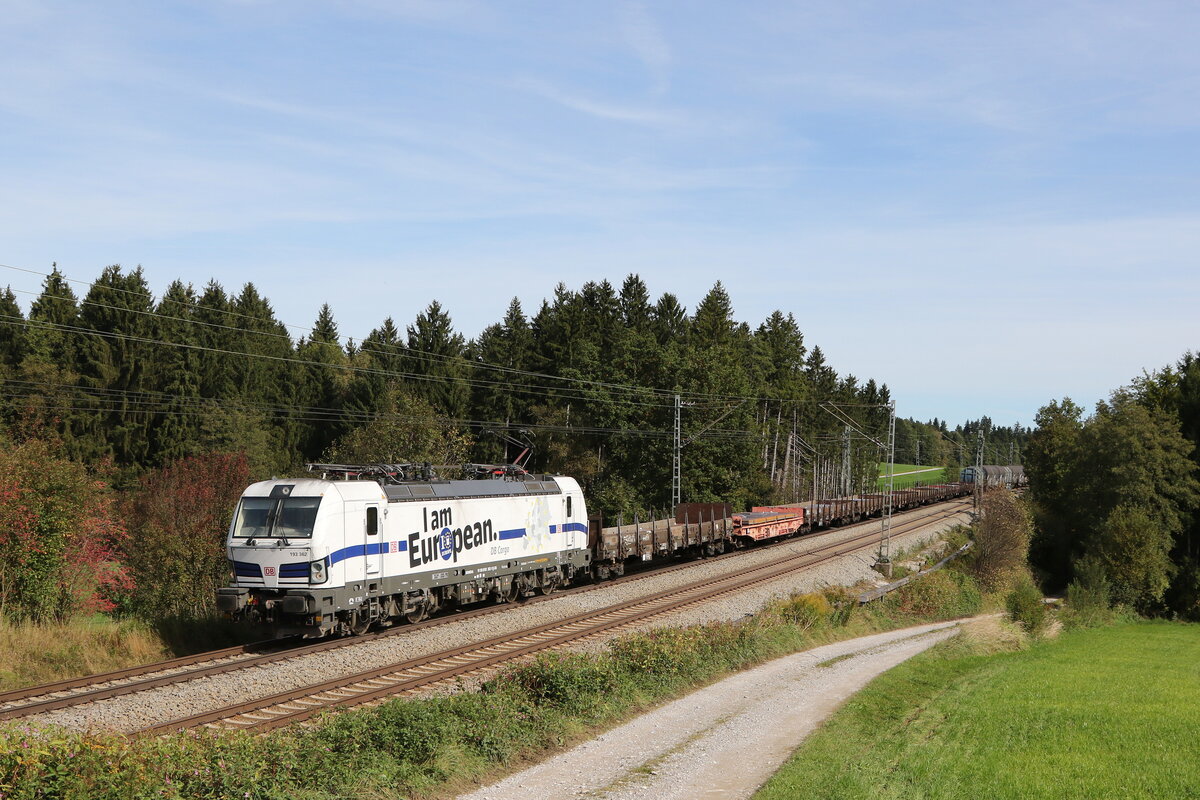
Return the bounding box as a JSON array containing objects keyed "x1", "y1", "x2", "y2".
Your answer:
[{"x1": 458, "y1": 620, "x2": 966, "y2": 800}]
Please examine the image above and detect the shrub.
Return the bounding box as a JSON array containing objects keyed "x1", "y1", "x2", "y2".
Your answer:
[
  {"x1": 822, "y1": 586, "x2": 857, "y2": 627},
  {"x1": 767, "y1": 588, "x2": 857, "y2": 630},
  {"x1": 892, "y1": 568, "x2": 982, "y2": 619},
  {"x1": 1005, "y1": 577, "x2": 1048, "y2": 636},
  {"x1": 0, "y1": 439, "x2": 129, "y2": 622},
  {"x1": 494, "y1": 652, "x2": 618, "y2": 715},
  {"x1": 607, "y1": 627, "x2": 707, "y2": 689},
  {"x1": 972, "y1": 490, "x2": 1033, "y2": 591},
  {"x1": 694, "y1": 619, "x2": 766, "y2": 667},
  {"x1": 775, "y1": 592, "x2": 831, "y2": 629},
  {"x1": 1096, "y1": 503, "x2": 1175, "y2": 612},
  {"x1": 1061, "y1": 555, "x2": 1114, "y2": 629},
  {"x1": 124, "y1": 452, "x2": 250, "y2": 620}
]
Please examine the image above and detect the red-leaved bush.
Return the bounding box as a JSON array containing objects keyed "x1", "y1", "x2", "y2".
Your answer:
[
  {"x1": 0, "y1": 440, "x2": 130, "y2": 621},
  {"x1": 124, "y1": 452, "x2": 251, "y2": 619}
]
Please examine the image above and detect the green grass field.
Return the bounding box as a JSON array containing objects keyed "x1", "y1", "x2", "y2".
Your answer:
[
  {"x1": 755, "y1": 622, "x2": 1200, "y2": 799},
  {"x1": 876, "y1": 463, "x2": 955, "y2": 489}
]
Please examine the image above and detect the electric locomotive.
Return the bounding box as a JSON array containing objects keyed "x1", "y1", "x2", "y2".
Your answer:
[{"x1": 216, "y1": 464, "x2": 589, "y2": 638}]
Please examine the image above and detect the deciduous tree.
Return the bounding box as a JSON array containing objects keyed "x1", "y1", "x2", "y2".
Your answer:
[{"x1": 124, "y1": 452, "x2": 250, "y2": 619}]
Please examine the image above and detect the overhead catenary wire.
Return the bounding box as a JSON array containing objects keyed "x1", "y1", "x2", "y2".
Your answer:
[
  {"x1": 0, "y1": 393, "x2": 756, "y2": 441},
  {"x1": 0, "y1": 379, "x2": 762, "y2": 442},
  {"x1": 4, "y1": 283, "x2": 713, "y2": 407},
  {"x1": 1, "y1": 262, "x2": 749, "y2": 406},
  {"x1": 0, "y1": 262, "x2": 940, "y2": 461},
  {"x1": 0, "y1": 311, "x2": 838, "y2": 421},
  {"x1": 0, "y1": 261, "x2": 815, "y2": 408},
  {"x1": 0, "y1": 314, "x2": 680, "y2": 410}
]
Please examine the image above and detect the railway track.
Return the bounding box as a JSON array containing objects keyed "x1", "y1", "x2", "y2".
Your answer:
[
  {"x1": 4, "y1": 498, "x2": 971, "y2": 733},
  {"x1": 142, "y1": 499, "x2": 971, "y2": 734},
  {"x1": 0, "y1": 521, "x2": 772, "y2": 719}
]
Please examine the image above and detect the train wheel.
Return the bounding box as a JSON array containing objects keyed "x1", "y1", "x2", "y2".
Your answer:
[
  {"x1": 350, "y1": 611, "x2": 372, "y2": 635},
  {"x1": 502, "y1": 579, "x2": 520, "y2": 603},
  {"x1": 405, "y1": 605, "x2": 428, "y2": 624}
]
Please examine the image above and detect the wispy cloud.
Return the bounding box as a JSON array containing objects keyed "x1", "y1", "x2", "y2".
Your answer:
[
  {"x1": 759, "y1": 1, "x2": 1200, "y2": 135},
  {"x1": 619, "y1": 2, "x2": 671, "y2": 94},
  {"x1": 513, "y1": 77, "x2": 689, "y2": 129},
  {"x1": 3, "y1": 1, "x2": 1198, "y2": 426},
  {"x1": 327, "y1": 0, "x2": 489, "y2": 25}
]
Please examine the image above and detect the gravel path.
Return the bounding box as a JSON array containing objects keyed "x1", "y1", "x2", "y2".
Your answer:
[
  {"x1": 29, "y1": 504, "x2": 971, "y2": 733},
  {"x1": 458, "y1": 620, "x2": 966, "y2": 800}
]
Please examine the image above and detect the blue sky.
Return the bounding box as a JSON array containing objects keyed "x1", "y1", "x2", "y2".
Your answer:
[{"x1": 2, "y1": 1, "x2": 1198, "y2": 428}]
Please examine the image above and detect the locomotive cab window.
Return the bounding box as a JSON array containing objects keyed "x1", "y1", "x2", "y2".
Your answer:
[
  {"x1": 567, "y1": 497, "x2": 572, "y2": 518},
  {"x1": 233, "y1": 498, "x2": 272, "y2": 537},
  {"x1": 366, "y1": 506, "x2": 378, "y2": 535},
  {"x1": 233, "y1": 496, "x2": 321, "y2": 538},
  {"x1": 275, "y1": 497, "x2": 320, "y2": 538}
]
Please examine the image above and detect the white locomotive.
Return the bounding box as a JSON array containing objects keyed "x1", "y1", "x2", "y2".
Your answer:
[{"x1": 216, "y1": 465, "x2": 589, "y2": 637}]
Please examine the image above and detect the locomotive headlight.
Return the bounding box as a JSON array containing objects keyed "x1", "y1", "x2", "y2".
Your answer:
[{"x1": 310, "y1": 558, "x2": 328, "y2": 584}]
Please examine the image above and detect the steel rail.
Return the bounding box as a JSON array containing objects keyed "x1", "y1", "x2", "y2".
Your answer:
[
  {"x1": 0, "y1": 643, "x2": 278, "y2": 712},
  {"x1": 139, "y1": 500, "x2": 972, "y2": 734},
  {"x1": 3, "y1": 497, "x2": 970, "y2": 723}
]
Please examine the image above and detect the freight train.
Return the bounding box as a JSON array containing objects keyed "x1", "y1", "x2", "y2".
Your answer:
[
  {"x1": 960, "y1": 464, "x2": 1026, "y2": 489},
  {"x1": 216, "y1": 463, "x2": 976, "y2": 638}
]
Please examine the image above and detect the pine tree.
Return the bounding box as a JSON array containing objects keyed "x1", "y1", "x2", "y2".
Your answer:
[
  {"x1": 193, "y1": 281, "x2": 236, "y2": 400},
  {"x1": 295, "y1": 303, "x2": 349, "y2": 459},
  {"x1": 619, "y1": 274, "x2": 652, "y2": 331},
  {"x1": 405, "y1": 300, "x2": 468, "y2": 419},
  {"x1": 0, "y1": 286, "x2": 26, "y2": 375},
  {"x1": 148, "y1": 280, "x2": 202, "y2": 463},
  {"x1": 15, "y1": 268, "x2": 81, "y2": 441},
  {"x1": 470, "y1": 299, "x2": 534, "y2": 461},
  {"x1": 691, "y1": 282, "x2": 736, "y2": 348},
  {"x1": 679, "y1": 283, "x2": 760, "y2": 507},
  {"x1": 73, "y1": 265, "x2": 156, "y2": 465},
  {"x1": 344, "y1": 316, "x2": 406, "y2": 446},
  {"x1": 231, "y1": 283, "x2": 298, "y2": 466}
]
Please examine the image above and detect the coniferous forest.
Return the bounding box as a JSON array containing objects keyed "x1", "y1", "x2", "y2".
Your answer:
[{"x1": 0, "y1": 264, "x2": 1024, "y2": 622}]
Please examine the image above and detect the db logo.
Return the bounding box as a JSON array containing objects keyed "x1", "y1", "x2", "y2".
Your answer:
[{"x1": 264, "y1": 566, "x2": 277, "y2": 576}]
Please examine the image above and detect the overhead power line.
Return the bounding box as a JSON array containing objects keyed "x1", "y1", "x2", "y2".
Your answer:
[
  {"x1": 0, "y1": 315, "x2": 679, "y2": 410},
  {"x1": 0, "y1": 261, "x2": 812, "y2": 407},
  {"x1": 0, "y1": 379, "x2": 760, "y2": 442}
]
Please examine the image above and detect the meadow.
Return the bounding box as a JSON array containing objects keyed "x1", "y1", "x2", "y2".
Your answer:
[
  {"x1": 755, "y1": 621, "x2": 1200, "y2": 800},
  {"x1": 877, "y1": 463, "x2": 955, "y2": 490}
]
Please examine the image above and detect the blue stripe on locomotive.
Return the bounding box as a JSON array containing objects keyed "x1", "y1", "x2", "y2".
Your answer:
[{"x1": 327, "y1": 540, "x2": 409, "y2": 567}]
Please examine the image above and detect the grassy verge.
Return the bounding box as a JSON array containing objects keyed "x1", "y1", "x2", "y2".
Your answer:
[
  {"x1": 755, "y1": 621, "x2": 1200, "y2": 800},
  {"x1": 0, "y1": 565, "x2": 985, "y2": 799},
  {"x1": 0, "y1": 617, "x2": 170, "y2": 691},
  {"x1": 0, "y1": 615, "x2": 268, "y2": 692}
]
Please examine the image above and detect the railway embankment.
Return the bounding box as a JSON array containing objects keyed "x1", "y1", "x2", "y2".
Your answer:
[
  {"x1": 0, "y1": 509, "x2": 986, "y2": 799},
  {"x1": 11, "y1": 500, "x2": 971, "y2": 734}
]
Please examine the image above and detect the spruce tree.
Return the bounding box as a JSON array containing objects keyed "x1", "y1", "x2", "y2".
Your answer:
[
  {"x1": 73, "y1": 265, "x2": 156, "y2": 465},
  {"x1": 405, "y1": 301, "x2": 468, "y2": 419},
  {"x1": 295, "y1": 303, "x2": 349, "y2": 459},
  {"x1": 149, "y1": 279, "x2": 202, "y2": 463}
]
